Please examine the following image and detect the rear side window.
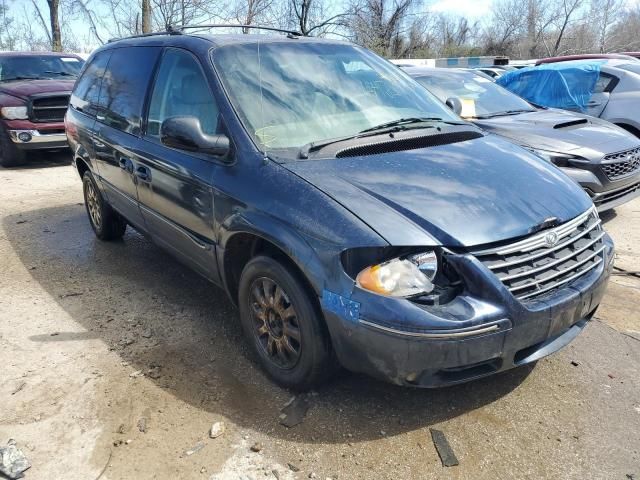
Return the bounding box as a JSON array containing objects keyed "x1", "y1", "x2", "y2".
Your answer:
[
  {"x1": 70, "y1": 51, "x2": 111, "y2": 117},
  {"x1": 97, "y1": 47, "x2": 161, "y2": 135},
  {"x1": 593, "y1": 72, "x2": 617, "y2": 93},
  {"x1": 146, "y1": 48, "x2": 220, "y2": 138}
]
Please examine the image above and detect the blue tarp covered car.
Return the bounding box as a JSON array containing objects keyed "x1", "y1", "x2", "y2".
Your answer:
[{"x1": 497, "y1": 61, "x2": 604, "y2": 112}]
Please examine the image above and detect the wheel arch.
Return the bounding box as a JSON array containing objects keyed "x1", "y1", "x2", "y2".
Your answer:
[
  {"x1": 615, "y1": 122, "x2": 640, "y2": 139},
  {"x1": 219, "y1": 214, "x2": 326, "y2": 307},
  {"x1": 75, "y1": 156, "x2": 90, "y2": 178}
]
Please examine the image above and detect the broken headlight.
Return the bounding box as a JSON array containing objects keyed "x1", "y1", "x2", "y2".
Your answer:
[{"x1": 356, "y1": 251, "x2": 438, "y2": 298}]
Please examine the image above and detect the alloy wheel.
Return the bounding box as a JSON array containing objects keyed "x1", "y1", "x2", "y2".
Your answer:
[
  {"x1": 249, "y1": 277, "x2": 302, "y2": 369},
  {"x1": 85, "y1": 181, "x2": 102, "y2": 229}
]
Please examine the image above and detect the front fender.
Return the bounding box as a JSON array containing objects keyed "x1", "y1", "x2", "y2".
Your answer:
[{"x1": 218, "y1": 210, "x2": 332, "y2": 299}]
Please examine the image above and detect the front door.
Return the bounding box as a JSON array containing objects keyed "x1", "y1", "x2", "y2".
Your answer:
[{"x1": 136, "y1": 47, "x2": 221, "y2": 282}]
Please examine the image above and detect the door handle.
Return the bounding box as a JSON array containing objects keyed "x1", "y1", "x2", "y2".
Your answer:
[
  {"x1": 135, "y1": 165, "x2": 151, "y2": 182},
  {"x1": 587, "y1": 101, "x2": 602, "y2": 107},
  {"x1": 118, "y1": 157, "x2": 132, "y2": 171}
]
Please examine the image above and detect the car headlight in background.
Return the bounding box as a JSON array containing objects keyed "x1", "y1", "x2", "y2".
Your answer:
[
  {"x1": 524, "y1": 147, "x2": 583, "y2": 168},
  {"x1": 1, "y1": 106, "x2": 28, "y2": 120},
  {"x1": 356, "y1": 251, "x2": 438, "y2": 297}
]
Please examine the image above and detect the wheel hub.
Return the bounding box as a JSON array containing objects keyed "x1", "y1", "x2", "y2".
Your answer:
[{"x1": 266, "y1": 309, "x2": 284, "y2": 338}]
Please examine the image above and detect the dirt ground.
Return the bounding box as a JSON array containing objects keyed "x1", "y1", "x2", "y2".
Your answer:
[{"x1": 1, "y1": 153, "x2": 639, "y2": 480}]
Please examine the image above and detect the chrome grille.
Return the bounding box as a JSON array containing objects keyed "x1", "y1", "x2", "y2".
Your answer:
[
  {"x1": 602, "y1": 147, "x2": 640, "y2": 180},
  {"x1": 30, "y1": 95, "x2": 70, "y2": 123},
  {"x1": 472, "y1": 207, "x2": 605, "y2": 301}
]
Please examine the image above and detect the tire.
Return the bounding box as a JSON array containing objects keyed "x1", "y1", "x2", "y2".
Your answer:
[
  {"x1": 238, "y1": 255, "x2": 334, "y2": 390},
  {"x1": 0, "y1": 126, "x2": 26, "y2": 167},
  {"x1": 82, "y1": 170, "x2": 127, "y2": 241}
]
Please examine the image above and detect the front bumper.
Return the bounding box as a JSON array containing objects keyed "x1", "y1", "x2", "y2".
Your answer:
[
  {"x1": 323, "y1": 235, "x2": 614, "y2": 387},
  {"x1": 560, "y1": 166, "x2": 640, "y2": 212},
  {"x1": 8, "y1": 129, "x2": 68, "y2": 150}
]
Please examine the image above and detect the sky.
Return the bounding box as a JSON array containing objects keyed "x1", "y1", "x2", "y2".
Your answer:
[
  {"x1": 6, "y1": 0, "x2": 499, "y2": 51},
  {"x1": 431, "y1": 0, "x2": 494, "y2": 19},
  {"x1": 6, "y1": 0, "x2": 640, "y2": 51}
]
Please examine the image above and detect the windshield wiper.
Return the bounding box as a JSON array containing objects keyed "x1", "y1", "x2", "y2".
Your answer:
[
  {"x1": 297, "y1": 117, "x2": 468, "y2": 159},
  {"x1": 1, "y1": 76, "x2": 49, "y2": 81},
  {"x1": 298, "y1": 133, "x2": 363, "y2": 159},
  {"x1": 358, "y1": 117, "x2": 465, "y2": 134},
  {"x1": 474, "y1": 109, "x2": 534, "y2": 119},
  {"x1": 44, "y1": 70, "x2": 76, "y2": 77}
]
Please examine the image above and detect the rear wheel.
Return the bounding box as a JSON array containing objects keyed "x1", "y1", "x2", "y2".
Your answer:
[
  {"x1": 0, "y1": 127, "x2": 26, "y2": 167},
  {"x1": 82, "y1": 170, "x2": 127, "y2": 241},
  {"x1": 238, "y1": 255, "x2": 334, "y2": 390}
]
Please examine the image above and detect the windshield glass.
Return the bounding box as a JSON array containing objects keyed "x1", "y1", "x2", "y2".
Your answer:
[
  {"x1": 212, "y1": 42, "x2": 460, "y2": 155},
  {"x1": 414, "y1": 72, "x2": 535, "y2": 118},
  {"x1": 0, "y1": 55, "x2": 84, "y2": 81}
]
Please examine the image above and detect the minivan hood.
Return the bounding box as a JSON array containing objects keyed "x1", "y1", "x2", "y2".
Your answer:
[
  {"x1": 284, "y1": 135, "x2": 592, "y2": 247},
  {"x1": 474, "y1": 109, "x2": 638, "y2": 159},
  {"x1": 0, "y1": 79, "x2": 75, "y2": 100}
]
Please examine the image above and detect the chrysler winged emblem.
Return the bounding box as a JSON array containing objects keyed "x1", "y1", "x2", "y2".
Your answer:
[{"x1": 544, "y1": 231, "x2": 559, "y2": 248}]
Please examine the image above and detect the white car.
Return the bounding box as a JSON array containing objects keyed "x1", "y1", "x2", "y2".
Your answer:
[{"x1": 499, "y1": 59, "x2": 640, "y2": 138}]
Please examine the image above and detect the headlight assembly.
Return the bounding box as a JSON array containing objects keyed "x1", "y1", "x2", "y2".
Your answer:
[
  {"x1": 356, "y1": 251, "x2": 438, "y2": 298},
  {"x1": 524, "y1": 147, "x2": 583, "y2": 168},
  {"x1": 1, "y1": 106, "x2": 28, "y2": 120}
]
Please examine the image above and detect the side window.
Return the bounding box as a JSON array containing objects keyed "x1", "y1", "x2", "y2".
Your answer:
[
  {"x1": 593, "y1": 72, "x2": 617, "y2": 94},
  {"x1": 97, "y1": 46, "x2": 161, "y2": 135},
  {"x1": 70, "y1": 51, "x2": 111, "y2": 117},
  {"x1": 147, "y1": 48, "x2": 220, "y2": 138}
]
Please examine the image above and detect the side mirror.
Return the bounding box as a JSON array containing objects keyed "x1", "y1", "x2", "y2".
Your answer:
[
  {"x1": 160, "y1": 116, "x2": 230, "y2": 157},
  {"x1": 445, "y1": 97, "x2": 463, "y2": 115}
]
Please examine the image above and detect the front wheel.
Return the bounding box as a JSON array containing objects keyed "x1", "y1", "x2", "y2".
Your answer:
[
  {"x1": 238, "y1": 255, "x2": 334, "y2": 390},
  {"x1": 82, "y1": 170, "x2": 127, "y2": 241}
]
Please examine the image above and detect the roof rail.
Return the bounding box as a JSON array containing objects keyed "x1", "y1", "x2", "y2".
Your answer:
[
  {"x1": 107, "y1": 29, "x2": 182, "y2": 43},
  {"x1": 178, "y1": 24, "x2": 302, "y2": 38}
]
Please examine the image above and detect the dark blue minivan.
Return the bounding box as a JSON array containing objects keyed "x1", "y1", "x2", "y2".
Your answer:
[{"x1": 65, "y1": 29, "x2": 614, "y2": 389}]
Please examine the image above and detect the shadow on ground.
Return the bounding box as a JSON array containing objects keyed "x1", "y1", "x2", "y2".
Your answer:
[
  {"x1": 2, "y1": 150, "x2": 72, "y2": 170},
  {"x1": 3, "y1": 203, "x2": 533, "y2": 444},
  {"x1": 600, "y1": 209, "x2": 617, "y2": 224}
]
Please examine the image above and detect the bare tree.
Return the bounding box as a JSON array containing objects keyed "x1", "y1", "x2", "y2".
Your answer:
[
  {"x1": 230, "y1": 0, "x2": 277, "y2": 32},
  {"x1": 480, "y1": 0, "x2": 527, "y2": 56},
  {"x1": 69, "y1": 0, "x2": 106, "y2": 44},
  {"x1": 46, "y1": 0, "x2": 63, "y2": 50},
  {"x1": 0, "y1": 0, "x2": 17, "y2": 50},
  {"x1": 288, "y1": 0, "x2": 347, "y2": 36},
  {"x1": 347, "y1": 0, "x2": 416, "y2": 57},
  {"x1": 590, "y1": 0, "x2": 622, "y2": 52},
  {"x1": 550, "y1": 0, "x2": 583, "y2": 55},
  {"x1": 152, "y1": 0, "x2": 202, "y2": 28},
  {"x1": 142, "y1": 0, "x2": 151, "y2": 32}
]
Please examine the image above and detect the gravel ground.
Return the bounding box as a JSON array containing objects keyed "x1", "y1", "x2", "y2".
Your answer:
[{"x1": 0, "y1": 154, "x2": 639, "y2": 480}]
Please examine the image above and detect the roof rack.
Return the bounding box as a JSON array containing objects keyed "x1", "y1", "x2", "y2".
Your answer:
[
  {"x1": 107, "y1": 30, "x2": 182, "y2": 43},
  {"x1": 107, "y1": 24, "x2": 302, "y2": 44},
  {"x1": 178, "y1": 24, "x2": 302, "y2": 38}
]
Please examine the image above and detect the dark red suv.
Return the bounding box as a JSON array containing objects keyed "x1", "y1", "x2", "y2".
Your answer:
[{"x1": 0, "y1": 52, "x2": 84, "y2": 167}]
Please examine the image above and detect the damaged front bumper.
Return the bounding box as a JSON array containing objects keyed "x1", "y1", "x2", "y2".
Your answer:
[{"x1": 322, "y1": 235, "x2": 614, "y2": 387}]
